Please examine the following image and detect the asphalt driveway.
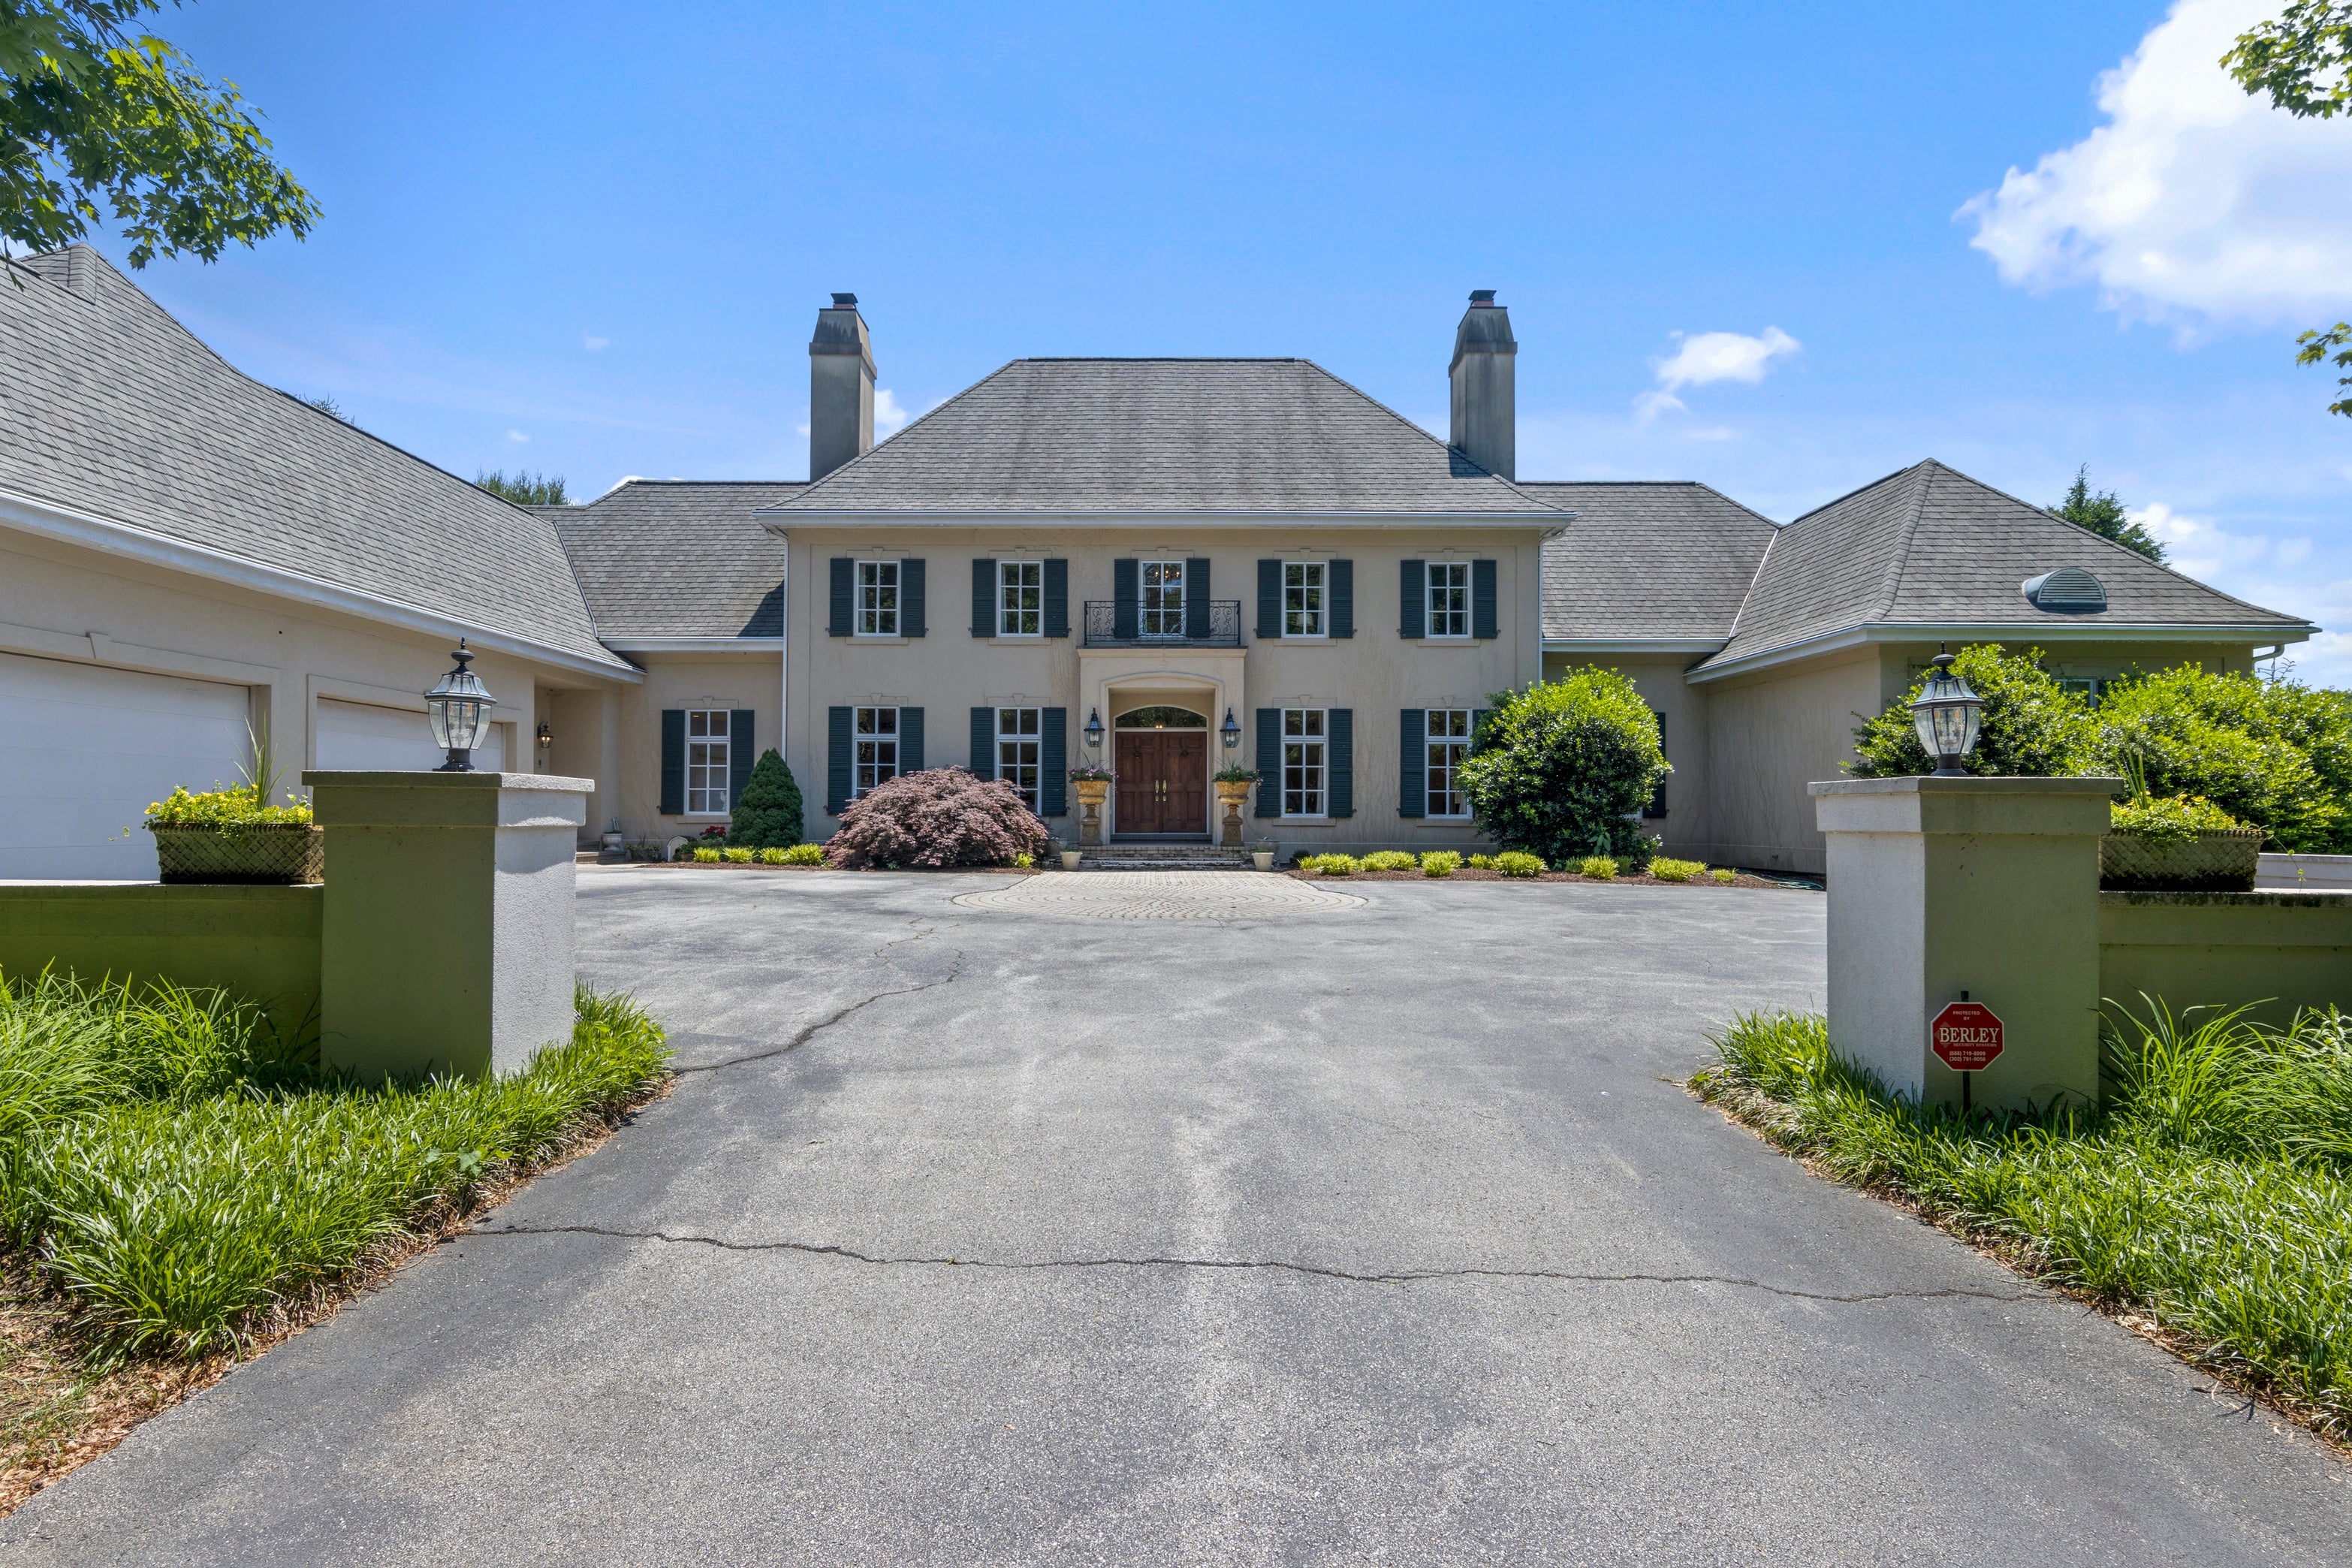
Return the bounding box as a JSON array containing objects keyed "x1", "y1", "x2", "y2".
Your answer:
[{"x1": 5, "y1": 870, "x2": 2345, "y2": 1564}]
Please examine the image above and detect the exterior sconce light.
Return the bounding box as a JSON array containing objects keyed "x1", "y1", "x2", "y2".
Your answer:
[
  {"x1": 424, "y1": 641, "x2": 498, "y2": 772},
  {"x1": 535, "y1": 721, "x2": 553, "y2": 749},
  {"x1": 1220, "y1": 708, "x2": 1241, "y2": 749},
  {"x1": 1910, "y1": 647, "x2": 1983, "y2": 777},
  {"x1": 1084, "y1": 707, "x2": 1105, "y2": 751}
]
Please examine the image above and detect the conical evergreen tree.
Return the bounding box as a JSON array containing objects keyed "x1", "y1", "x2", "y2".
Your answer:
[{"x1": 730, "y1": 748, "x2": 805, "y2": 848}]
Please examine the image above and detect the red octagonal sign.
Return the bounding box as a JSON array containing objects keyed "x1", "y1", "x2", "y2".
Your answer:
[{"x1": 1931, "y1": 1002, "x2": 2004, "y2": 1071}]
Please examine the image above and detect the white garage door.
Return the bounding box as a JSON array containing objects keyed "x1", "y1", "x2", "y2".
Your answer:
[
  {"x1": 314, "y1": 698, "x2": 507, "y2": 773},
  {"x1": 0, "y1": 652, "x2": 252, "y2": 880}
]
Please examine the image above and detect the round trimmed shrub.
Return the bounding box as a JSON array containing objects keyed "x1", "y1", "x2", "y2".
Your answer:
[
  {"x1": 1850, "y1": 644, "x2": 2100, "y2": 779},
  {"x1": 1459, "y1": 671, "x2": 1669, "y2": 863},
  {"x1": 824, "y1": 769, "x2": 1048, "y2": 870}
]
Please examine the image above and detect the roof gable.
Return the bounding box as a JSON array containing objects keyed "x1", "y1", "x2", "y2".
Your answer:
[{"x1": 1521, "y1": 482, "x2": 1777, "y2": 641}]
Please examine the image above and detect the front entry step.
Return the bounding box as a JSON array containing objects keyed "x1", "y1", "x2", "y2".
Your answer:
[{"x1": 1078, "y1": 843, "x2": 1251, "y2": 870}]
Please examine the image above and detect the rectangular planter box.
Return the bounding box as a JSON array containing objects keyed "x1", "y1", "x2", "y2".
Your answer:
[
  {"x1": 2100, "y1": 828, "x2": 2263, "y2": 893},
  {"x1": 151, "y1": 822, "x2": 324, "y2": 885}
]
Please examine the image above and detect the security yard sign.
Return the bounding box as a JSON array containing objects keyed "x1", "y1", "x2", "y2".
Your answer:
[{"x1": 1931, "y1": 1002, "x2": 2004, "y2": 1072}]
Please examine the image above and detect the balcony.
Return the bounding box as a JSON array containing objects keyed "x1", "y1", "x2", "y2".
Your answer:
[{"x1": 1081, "y1": 601, "x2": 1244, "y2": 649}]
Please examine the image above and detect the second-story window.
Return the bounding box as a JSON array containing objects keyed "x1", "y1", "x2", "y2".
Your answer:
[
  {"x1": 1141, "y1": 559, "x2": 1185, "y2": 638},
  {"x1": 856, "y1": 561, "x2": 900, "y2": 636},
  {"x1": 998, "y1": 561, "x2": 1042, "y2": 637},
  {"x1": 1283, "y1": 562, "x2": 1325, "y2": 637},
  {"x1": 1427, "y1": 561, "x2": 1470, "y2": 638}
]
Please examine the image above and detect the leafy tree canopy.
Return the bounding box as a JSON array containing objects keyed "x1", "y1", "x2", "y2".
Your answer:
[
  {"x1": 2, "y1": 1, "x2": 318, "y2": 267},
  {"x1": 2048, "y1": 467, "x2": 2167, "y2": 563},
  {"x1": 1849, "y1": 644, "x2": 2101, "y2": 780},
  {"x1": 1457, "y1": 669, "x2": 1667, "y2": 864},
  {"x1": 475, "y1": 469, "x2": 567, "y2": 506},
  {"x1": 729, "y1": 748, "x2": 804, "y2": 849}
]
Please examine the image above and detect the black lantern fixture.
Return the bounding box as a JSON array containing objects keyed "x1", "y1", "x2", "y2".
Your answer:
[
  {"x1": 1910, "y1": 646, "x2": 1983, "y2": 777},
  {"x1": 1220, "y1": 707, "x2": 1241, "y2": 749},
  {"x1": 534, "y1": 720, "x2": 553, "y2": 751},
  {"x1": 424, "y1": 641, "x2": 498, "y2": 772},
  {"x1": 1083, "y1": 707, "x2": 1105, "y2": 752}
]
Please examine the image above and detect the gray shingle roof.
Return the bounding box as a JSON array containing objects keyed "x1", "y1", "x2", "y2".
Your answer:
[
  {"x1": 1519, "y1": 482, "x2": 1776, "y2": 641},
  {"x1": 547, "y1": 481, "x2": 794, "y2": 639},
  {"x1": 1700, "y1": 460, "x2": 2311, "y2": 671},
  {"x1": 767, "y1": 358, "x2": 1566, "y2": 516},
  {"x1": 0, "y1": 247, "x2": 628, "y2": 671}
]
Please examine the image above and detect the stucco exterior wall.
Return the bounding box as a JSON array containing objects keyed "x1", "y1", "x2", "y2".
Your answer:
[
  {"x1": 780, "y1": 526, "x2": 1546, "y2": 848},
  {"x1": 609, "y1": 654, "x2": 786, "y2": 845},
  {"x1": 1701, "y1": 648, "x2": 1880, "y2": 875},
  {"x1": 1541, "y1": 651, "x2": 1712, "y2": 861}
]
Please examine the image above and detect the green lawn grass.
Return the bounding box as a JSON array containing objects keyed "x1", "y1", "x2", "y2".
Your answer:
[
  {"x1": 0, "y1": 973, "x2": 669, "y2": 1361},
  {"x1": 1693, "y1": 1002, "x2": 2352, "y2": 1440}
]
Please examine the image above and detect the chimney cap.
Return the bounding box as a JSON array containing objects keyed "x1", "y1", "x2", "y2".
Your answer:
[
  {"x1": 830, "y1": 292, "x2": 859, "y2": 308},
  {"x1": 1468, "y1": 289, "x2": 1497, "y2": 305}
]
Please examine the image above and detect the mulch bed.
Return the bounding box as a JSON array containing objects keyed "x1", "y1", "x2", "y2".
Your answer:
[{"x1": 1284, "y1": 867, "x2": 1790, "y2": 888}]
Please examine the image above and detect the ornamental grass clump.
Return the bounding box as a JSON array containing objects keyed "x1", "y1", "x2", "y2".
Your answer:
[
  {"x1": 1361, "y1": 850, "x2": 1416, "y2": 871},
  {"x1": 1419, "y1": 850, "x2": 1461, "y2": 877},
  {"x1": 1300, "y1": 853, "x2": 1361, "y2": 876},
  {"x1": 1466, "y1": 854, "x2": 1496, "y2": 870},
  {"x1": 780, "y1": 843, "x2": 826, "y2": 865},
  {"x1": 1693, "y1": 1000, "x2": 2352, "y2": 1439},
  {"x1": 758, "y1": 847, "x2": 788, "y2": 864},
  {"x1": 1648, "y1": 857, "x2": 1704, "y2": 882},
  {"x1": 1575, "y1": 855, "x2": 1617, "y2": 879},
  {"x1": 1710, "y1": 867, "x2": 1735, "y2": 883},
  {"x1": 1494, "y1": 851, "x2": 1545, "y2": 878},
  {"x1": 723, "y1": 847, "x2": 752, "y2": 864},
  {"x1": 692, "y1": 846, "x2": 721, "y2": 863},
  {"x1": 825, "y1": 768, "x2": 1047, "y2": 870}
]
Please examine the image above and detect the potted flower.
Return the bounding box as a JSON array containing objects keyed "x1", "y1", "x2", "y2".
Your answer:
[
  {"x1": 2103, "y1": 794, "x2": 2264, "y2": 891},
  {"x1": 143, "y1": 728, "x2": 321, "y2": 885},
  {"x1": 1068, "y1": 764, "x2": 1116, "y2": 846},
  {"x1": 1211, "y1": 764, "x2": 1259, "y2": 849}
]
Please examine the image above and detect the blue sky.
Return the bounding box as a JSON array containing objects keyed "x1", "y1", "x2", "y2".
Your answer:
[{"x1": 80, "y1": 1, "x2": 2352, "y2": 680}]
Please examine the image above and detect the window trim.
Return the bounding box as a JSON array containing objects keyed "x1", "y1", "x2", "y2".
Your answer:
[
  {"x1": 852, "y1": 704, "x2": 900, "y2": 798},
  {"x1": 683, "y1": 707, "x2": 733, "y2": 819},
  {"x1": 997, "y1": 559, "x2": 1045, "y2": 640},
  {"x1": 1425, "y1": 560, "x2": 1472, "y2": 641},
  {"x1": 855, "y1": 559, "x2": 901, "y2": 638},
  {"x1": 1280, "y1": 706, "x2": 1328, "y2": 819},
  {"x1": 1282, "y1": 560, "x2": 1328, "y2": 640},
  {"x1": 1424, "y1": 706, "x2": 1473, "y2": 819},
  {"x1": 994, "y1": 704, "x2": 1043, "y2": 813}
]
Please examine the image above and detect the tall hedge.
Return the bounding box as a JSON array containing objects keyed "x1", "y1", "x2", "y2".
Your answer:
[
  {"x1": 728, "y1": 748, "x2": 805, "y2": 849},
  {"x1": 1848, "y1": 644, "x2": 2100, "y2": 779},
  {"x1": 1458, "y1": 670, "x2": 1668, "y2": 862}
]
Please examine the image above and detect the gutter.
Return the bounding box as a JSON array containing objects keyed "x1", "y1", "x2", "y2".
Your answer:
[
  {"x1": 754, "y1": 508, "x2": 1571, "y2": 531},
  {"x1": 600, "y1": 637, "x2": 785, "y2": 653},
  {"x1": 1544, "y1": 638, "x2": 1726, "y2": 656},
  {"x1": 0, "y1": 487, "x2": 642, "y2": 684},
  {"x1": 1684, "y1": 621, "x2": 2317, "y2": 684}
]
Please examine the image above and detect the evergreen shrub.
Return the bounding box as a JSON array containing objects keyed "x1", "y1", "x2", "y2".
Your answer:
[
  {"x1": 728, "y1": 749, "x2": 805, "y2": 849},
  {"x1": 1459, "y1": 671, "x2": 1669, "y2": 862}
]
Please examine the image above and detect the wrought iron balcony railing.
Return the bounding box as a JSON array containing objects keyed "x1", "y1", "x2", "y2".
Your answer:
[{"x1": 1081, "y1": 600, "x2": 1244, "y2": 648}]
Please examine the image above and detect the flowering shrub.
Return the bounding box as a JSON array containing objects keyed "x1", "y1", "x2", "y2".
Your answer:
[
  {"x1": 825, "y1": 768, "x2": 1047, "y2": 870},
  {"x1": 1419, "y1": 850, "x2": 1461, "y2": 877},
  {"x1": 143, "y1": 786, "x2": 310, "y2": 828},
  {"x1": 2109, "y1": 795, "x2": 2248, "y2": 845}
]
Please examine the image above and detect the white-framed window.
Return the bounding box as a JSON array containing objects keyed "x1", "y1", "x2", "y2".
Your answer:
[
  {"x1": 1141, "y1": 559, "x2": 1186, "y2": 638},
  {"x1": 1426, "y1": 707, "x2": 1472, "y2": 818},
  {"x1": 1427, "y1": 561, "x2": 1470, "y2": 638},
  {"x1": 686, "y1": 709, "x2": 732, "y2": 816},
  {"x1": 996, "y1": 707, "x2": 1042, "y2": 810},
  {"x1": 854, "y1": 706, "x2": 899, "y2": 797},
  {"x1": 1282, "y1": 707, "x2": 1326, "y2": 817},
  {"x1": 998, "y1": 561, "x2": 1043, "y2": 638},
  {"x1": 1283, "y1": 561, "x2": 1325, "y2": 637},
  {"x1": 856, "y1": 560, "x2": 900, "y2": 636}
]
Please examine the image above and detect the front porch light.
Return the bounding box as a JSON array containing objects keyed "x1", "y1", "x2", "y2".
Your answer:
[
  {"x1": 424, "y1": 641, "x2": 498, "y2": 772},
  {"x1": 1084, "y1": 708, "x2": 1105, "y2": 751},
  {"x1": 1220, "y1": 708, "x2": 1241, "y2": 749},
  {"x1": 1910, "y1": 646, "x2": 1983, "y2": 777}
]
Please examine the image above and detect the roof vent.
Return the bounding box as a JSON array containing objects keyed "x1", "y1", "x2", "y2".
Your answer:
[{"x1": 2022, "y1": 567, "x2": 2107, "y2": 614}]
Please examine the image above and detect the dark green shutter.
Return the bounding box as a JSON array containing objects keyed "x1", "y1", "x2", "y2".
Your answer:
[
  {"x1": 1398, "y1": 709, "x2": 1425, "y2": 819},
  {"x1": 1255, "y1": 708, "x2": 1280, "y2": 817},
  {"x1": 1328, "y1": 708, "x2": 1354, "y2": 818},
  {"x1": 1043, "y1": 559, "x2": 1069, "y2": 638},
  {"x1": 972, "y1": 559, "x2": 994, "y2": 637},
  {"x1": 902, "y1": 558, "x2": 926, "y2": 637},
  {"x1": 1184, "y1": 557, "x2": 1212, "y2": 639},
  {"x1": 1472, "y1": 558, "x2": 1498, "y2": 639},
  {"x1": 1646, "y1": 711, "x2": 1669, "y2": 818},
  {"x1": 1256, "y1": 559, "x2": 1281, "y2": 640},
  {"x1": 1041, "y1": 708, "x2": 1067, "y2": 816},
  {"x1": 659, "y1": 710, "x2": 686, "y2": 815},
  {"x1": 729, "y1": 710, "x2": 754, "y2": 807},
  {"x1": 828, "y1": 559, "x2": 852, "y2": 636},
  {"x1": 970, "y1": 707, "x2": 994, "y2": 776},
  {"x1": 1330, "y1": 559, "x2": 1354, "y2": 638},
  {"x1": 1399, "y1": 559, "x2": 1424, "y2": 638},
  {"x1": 1113, "y1": 559, "x2": 1138, "y2": 641},
  {"x1": 900, "y1": 707, "x2": 924, "y2": 771},
  {"x1": 826, "y1": 707, "x2": 852, "y2": 814}
]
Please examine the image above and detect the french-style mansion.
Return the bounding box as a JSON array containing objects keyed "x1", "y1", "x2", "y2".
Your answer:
[{"x1": 1, "y1": 249, "x2": 2313, "y2": 878}]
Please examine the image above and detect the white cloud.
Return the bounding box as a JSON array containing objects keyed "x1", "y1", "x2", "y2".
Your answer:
[
  {"x1": 1636, "y1": 327, "x2": 1800, "y2": 420},
  {"x1": 2130, "y1": 502, "x2": 2349, "y2": 684},
  {"x1": 504, "y1": 429, "x2": 529, "y2": 442},
  {"x1": 583, "y1": 335, "x2": 610, "y2": 351},
  {"x1": 874, "y1": 387, "x2": 911, "y2": 439},
  {"x1": 1961, "y1": 0, "x2": 2352, "y2": 327}
]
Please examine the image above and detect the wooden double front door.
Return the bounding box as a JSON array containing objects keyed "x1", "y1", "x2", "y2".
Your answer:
[{"x1": 1115, "y1": 731, "x2": 1208, "y2": 835}]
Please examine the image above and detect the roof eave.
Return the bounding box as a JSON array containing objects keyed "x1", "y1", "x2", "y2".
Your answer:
[
  {"x1": 1686, "y1": 620, "x2": 2315, "y2": 685},
  {"x1": 753, "y1": 508, "x2": 1569, "y2": 531},
  {"x1": 599, "y1": 637, "x2": 786, "y2": 653},
  {"x1": 1543, "y1": 638, "x2": 1728, "y2": 655}
]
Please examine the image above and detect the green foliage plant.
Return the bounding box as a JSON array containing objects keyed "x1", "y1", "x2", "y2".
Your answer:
[
  {"x1": 2047, "y1": 467, "x2": 2167, "y2": 562},
  {"x1": 1211, "y1": 763, "x2": 1259, "y2": 784},
  {"x1": 1648, "y1": 857, "x2": 1704, "y2": 882},
  {"x1": 724, "y1": 749, "x2": 803, "y2": 849},
  {"x1": 1300, "y1": 853, "x2": 1360, "y2": 876},
  {"x1": 1458, "y1": 670, "x2": 1669, "y2": 862},
  {"x1": 1576, "y1": 855, "x2": 1617, "y2": 879},
  {"x1": 756, "y1": 847, "x2": 786, "y2": 865},
  {"x1": 1709, "y1": 867, "x2": 1736, "y2": 883},
  {"x1": 722, "y1": 847, "x2": 752, "y2": 864},
  {"x1": 2095, "y1": 667, "x2": 2351, "y2": 852},
  {"x1": 692, "y1": 846, "x2": 720, "y2": 864},
  {"x1": 1693, "y1": 1000, "x2": 2352, "y2": 1437},
  {"x1": 1494, "y1": 851, "x2": 1545, "y2": 878},
  {"x1": 2109, "y1": 795, "x2": 2246, "y2": 845},
  {"x1": 1419, "y1": 850, "x2": 1461, "y2": 877},
  {"x1": 1466, "y1": 854, "x2": 1495, "y2": 870},
  {"x1": 472, "y1": 469, "x2": 567, "y2": 506},
  {"x1": 1360, "y1": 850, "x2": 1416, "y2": 871},
  {"x1": 1850, "y1": 644, "x2": 2101, "y2": 779},
  {"x1": 142, "y1": 785, "x2": 307, "y2": 828},
  {"x1": 780, "y1": 843, "x2": 825, "y2": 866}
]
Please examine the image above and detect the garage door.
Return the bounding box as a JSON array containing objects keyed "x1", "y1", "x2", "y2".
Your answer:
[
  {"x1": 314, "y1": 698, "x2": 507, "y2": 773},
  {"x1": 0, "y1": 652, "x2": 252, "y2": 880}
]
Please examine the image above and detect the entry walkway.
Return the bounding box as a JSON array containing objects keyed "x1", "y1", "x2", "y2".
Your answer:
[{"x1": 7, "y1": 872, "x2": 2344, "y2": 1565}]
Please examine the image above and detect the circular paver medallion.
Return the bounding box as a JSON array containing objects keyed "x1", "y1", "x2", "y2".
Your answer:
[{"x1": 951, "y1": 869, "x2": 1367, "y2": 920}]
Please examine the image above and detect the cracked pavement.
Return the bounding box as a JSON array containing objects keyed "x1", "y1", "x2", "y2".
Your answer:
[{"x1": 7, "y1": 869, "x2": 2346, "y2": 1565}]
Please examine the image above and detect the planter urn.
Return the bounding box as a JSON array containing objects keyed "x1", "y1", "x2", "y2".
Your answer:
[
  {"x1": 1214, "y1": 779, "x2": 1253, "y2": 847},
  {"x1": 149, "y1": 822, "x2": 324, "y2": 885},
  {"x1": 2100, "y1": 828, "x2": 2265, "y2": 893},
  {"x1": 1060, "y1": 849, "x2": 1084, "y2": 871},
  {"x1": 1072, "y1": 777, "x2": 1111, "y2": 846},
  {"x1": 1251, "y1": 849, "x2": 1275, "y2": 872}
]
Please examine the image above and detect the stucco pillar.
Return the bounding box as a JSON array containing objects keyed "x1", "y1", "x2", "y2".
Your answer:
[
  {"x1": 1809, "y1": 776, "x2": 2118, "y2": 1111},
  {"x1": 303, "y1": 770, "x2": 590, "y2": 1081},
  {"x1": 599, "y1": 686, "x2": 622, "y2": 840}
]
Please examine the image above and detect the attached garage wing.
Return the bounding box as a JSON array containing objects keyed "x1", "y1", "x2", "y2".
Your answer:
[
  {"x1": 313, "y1": 698, "x2": 507, "y2": 773},
  {"x1": 0, "y1": 652, "x2": 252, "y2": 880}
]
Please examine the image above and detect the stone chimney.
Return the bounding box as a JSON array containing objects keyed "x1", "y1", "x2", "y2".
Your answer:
[
  {"x1": 809, "y1": 293, "x2": 876, "y2": 481},
  {"x1": 1449, "y1": 289, "x2": 1516, "y2": 480}
]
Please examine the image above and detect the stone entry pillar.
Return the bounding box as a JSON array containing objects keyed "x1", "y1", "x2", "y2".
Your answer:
[
  {"x1": 304, "y1": 770, "x2": 590, "y2": 1081},
  {"x1": 1810, "y1": 776, "x2": 2117, "y2": 1112}
]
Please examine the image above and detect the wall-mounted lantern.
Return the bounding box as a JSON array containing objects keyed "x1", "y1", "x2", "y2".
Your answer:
[
  {"x1": 1220, "y1": 708, "x2": 1241, "y2": 750},
  {"x1": 1910, "y1": 647, "x2": 1983, "y2": 777},
  {"x1": 424, "y1": 641, "x2": 498, "y2": 772},
  {"x1": 1084, "y1": 707, "x2": 1105, "y2": 752},
  {"x1": 535, "y1": 720, "x2": 553, "y2": 751}
]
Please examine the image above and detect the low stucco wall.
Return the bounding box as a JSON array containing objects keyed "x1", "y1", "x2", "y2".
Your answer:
[
  {"x1": 2099, "y1": 890, "x2": 2351, "y2": 1030},
  {"x1": 0, "y1": 882, "x2": 323, "y2": 1030}
]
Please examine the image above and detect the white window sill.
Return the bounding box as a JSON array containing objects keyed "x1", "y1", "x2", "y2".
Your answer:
[
  {"x1": 850, "y1": 635, "x2": 912, "y2": 645},
  {"x1": 988, "y1": 635, "x2": 1050, "y2": 646},
  {"x1": 1273, "y1": 634, "x2": 1332, "y2": 644}
]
